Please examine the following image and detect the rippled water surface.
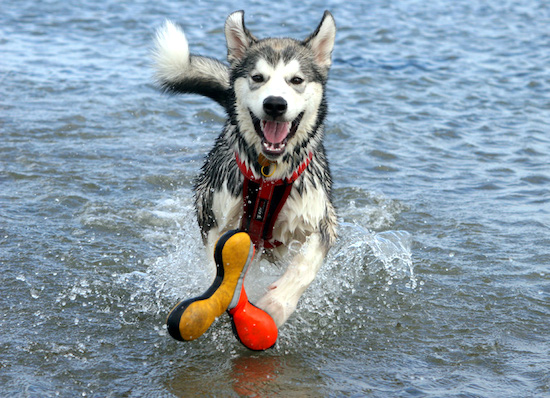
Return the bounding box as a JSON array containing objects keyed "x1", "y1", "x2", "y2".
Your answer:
[{"x1": 1, "y1": 0, "x2": 549, "y2": 396}]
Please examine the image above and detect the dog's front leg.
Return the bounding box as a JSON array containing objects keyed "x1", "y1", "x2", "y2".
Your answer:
[
  {"x1": 201, "y1": 184, "x2": 243, "y2": 268},
  {"x1": 256, "y1": 232, "x2": 327, "y2": 327}
]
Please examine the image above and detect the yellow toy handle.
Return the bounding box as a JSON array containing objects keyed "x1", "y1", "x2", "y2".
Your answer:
[{"x1": 166, "y1": 230, "x2": 254, "y2": 341}]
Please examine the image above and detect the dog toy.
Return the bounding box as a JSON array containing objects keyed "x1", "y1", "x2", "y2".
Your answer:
[
  {"x1": 166, "y1": 230, "x2": 277, "y2": 350},
  {"x1": 228, "y1": 284, "x2": 278, "y2": 351}
]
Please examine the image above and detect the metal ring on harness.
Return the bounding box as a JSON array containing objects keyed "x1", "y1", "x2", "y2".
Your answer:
[{"x1": 261, "y1": 163, "x2": 276, "y2": 178}]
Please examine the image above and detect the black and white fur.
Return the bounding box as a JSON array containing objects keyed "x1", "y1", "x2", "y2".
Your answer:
[{"x1": 153, "y1": 11, "x2": 338, "y2": 327}]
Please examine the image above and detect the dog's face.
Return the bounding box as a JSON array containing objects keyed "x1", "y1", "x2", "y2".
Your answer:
[
  {"x1": 233, "y1": 43, "x2": 322, "y2": 159},
  {"x1": 226, "y1": 11, "x2": 336, "y2": 161}
]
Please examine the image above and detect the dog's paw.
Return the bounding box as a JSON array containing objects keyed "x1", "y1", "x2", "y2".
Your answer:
[{"x1": 256, "y1": 290, "x2": 296, "y2": 327}]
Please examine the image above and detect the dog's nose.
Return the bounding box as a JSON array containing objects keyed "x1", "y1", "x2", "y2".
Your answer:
[{"x1": 263, "y1": 96, "x2": 287, "y2": 118}]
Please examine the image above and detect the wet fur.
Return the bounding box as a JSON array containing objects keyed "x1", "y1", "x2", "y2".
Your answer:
[{"x1": 153, "y1": 11, "x2": 338, "y2": 327}]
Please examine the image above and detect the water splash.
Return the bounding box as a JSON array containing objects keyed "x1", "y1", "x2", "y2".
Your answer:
[
  {"x1": 117, "y1": 194, "x2": 212, "y2": 312},
  {"x1": 109, "y1": 189, "x2": 419, "y2": 352},
  {"x1": 270, "y1": 197, "x2": 418, "y2": 351},
  {"x1": 366, "y1": 229, "x2": 417, "y2": 290}
]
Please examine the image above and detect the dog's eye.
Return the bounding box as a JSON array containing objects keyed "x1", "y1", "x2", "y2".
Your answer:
[
  {"x1": 290, "y1": 76, "x2": 304, "y2": 85},
  {"x1": 251, "y1": 74, "x2": 264, "y2": 83}
]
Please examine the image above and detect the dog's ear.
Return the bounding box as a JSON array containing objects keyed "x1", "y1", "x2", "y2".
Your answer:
[
  {"x1": 225, "y1": 10, "x2": 257, "y2": 65},
  {"x1": 304, "y1": 11, "x2": 336, "y2": 69}
]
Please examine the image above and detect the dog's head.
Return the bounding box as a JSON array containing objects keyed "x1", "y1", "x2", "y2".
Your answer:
[{"x1": 225, "y1": 11, "x2": 336, "y2": 162}]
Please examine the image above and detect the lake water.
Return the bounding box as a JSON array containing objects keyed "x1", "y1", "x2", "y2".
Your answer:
[{"x1": 1, "y1": 0, "x2": 549, "y2": 396}]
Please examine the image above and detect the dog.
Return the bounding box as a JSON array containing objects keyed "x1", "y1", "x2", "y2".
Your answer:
[{"x1": 153, "y1": 10, "x2": 338, "y2": 329}]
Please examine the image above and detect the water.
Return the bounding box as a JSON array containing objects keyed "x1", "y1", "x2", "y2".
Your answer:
[{"x1": 1, "y1": 0, "x2": 549, "y2": 396}]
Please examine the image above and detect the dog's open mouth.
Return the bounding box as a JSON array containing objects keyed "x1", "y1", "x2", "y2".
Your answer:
[{"x1": 251, "y1": 112, "x2": 304, "y2": 156}]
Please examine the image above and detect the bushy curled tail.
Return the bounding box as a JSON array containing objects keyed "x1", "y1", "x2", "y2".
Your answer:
[{"x1": 152, "y1": 21, "x2": 231, "y2": 110}]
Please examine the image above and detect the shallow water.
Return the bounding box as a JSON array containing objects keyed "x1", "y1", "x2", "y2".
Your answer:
[{"x1": 1, "y1": 0, "x2": 549, "y2": 396}]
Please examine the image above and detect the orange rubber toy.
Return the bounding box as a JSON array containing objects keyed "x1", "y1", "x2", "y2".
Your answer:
[{"x1": 166, "y1": 230, "x2": 278, "y2": 350}]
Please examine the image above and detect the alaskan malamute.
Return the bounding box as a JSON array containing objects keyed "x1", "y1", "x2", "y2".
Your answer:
[{"x1": 153, "y1": 11, "x2": 338, "y2": 334}]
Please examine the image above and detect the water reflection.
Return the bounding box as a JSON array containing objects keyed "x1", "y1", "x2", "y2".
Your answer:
[
  {"x1": 231, "y1": 355, "x2": 281, "y2": 397},
  {"x1": 166, "y1": 351, "x2": 324, "y2": 397}
]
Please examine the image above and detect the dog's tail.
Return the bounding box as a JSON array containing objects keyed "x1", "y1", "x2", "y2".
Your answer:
[{"x1": 152, "y1": 21, "x2": 230, "y2": 110}]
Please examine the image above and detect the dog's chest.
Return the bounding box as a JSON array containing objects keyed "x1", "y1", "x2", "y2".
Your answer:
[{"x1": 210, "y1": 171, "x2": 325, "y2": 247}]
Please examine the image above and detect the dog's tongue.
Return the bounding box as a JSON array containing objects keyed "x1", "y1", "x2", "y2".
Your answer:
[{"x1": 262, "y1": 121, "x2": 290, "y2": 144}]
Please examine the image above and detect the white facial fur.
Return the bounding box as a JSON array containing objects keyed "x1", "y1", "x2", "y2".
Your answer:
[{"x1": 248, "y1": 59, "x2": 305, "y2": 122}]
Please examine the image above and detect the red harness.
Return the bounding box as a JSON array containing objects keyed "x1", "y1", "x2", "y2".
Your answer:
[{"x1": 235, "y1": 152, "x2": 313, "y2": 248}]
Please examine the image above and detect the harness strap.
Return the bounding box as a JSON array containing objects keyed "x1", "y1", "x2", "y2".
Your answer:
[{"x1": 235, "y1": 152, "x2": 313, "y2": 248}]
